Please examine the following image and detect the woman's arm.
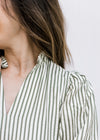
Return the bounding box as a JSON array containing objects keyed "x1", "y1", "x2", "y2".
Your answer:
[{"x1": 57, "y1": 72, "x2": 98, "y2": 140}]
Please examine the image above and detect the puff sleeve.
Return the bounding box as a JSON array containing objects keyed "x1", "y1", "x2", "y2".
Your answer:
[{"x1": 57, "y1": 71, "x2": 98, "y2": 140}]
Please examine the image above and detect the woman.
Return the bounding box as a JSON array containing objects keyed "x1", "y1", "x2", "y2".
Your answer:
[{"x1": 0, "y1": 0, "x2": 98, "y2": 140}]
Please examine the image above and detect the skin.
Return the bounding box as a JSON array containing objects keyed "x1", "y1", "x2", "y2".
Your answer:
[{"x1": 0, "y1": 1, "x2": 41, "y2": 114}]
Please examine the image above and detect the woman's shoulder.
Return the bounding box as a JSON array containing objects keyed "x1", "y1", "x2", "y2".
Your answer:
[
  {"x1": 48, "y1": 60, "x2": 89, "y2": 88},
  {"x1": 49, "y1": 62, "x2": 95, "y2": 108},
  {"x1": 59, "y1": 69, "x2": 95, "y2": 109},
  {"x1": 54, "y1": 66, "x2": 98, "y2": 140},
  {"x1": 48, "y1": 60, "x2": 87, "y2": 81}
]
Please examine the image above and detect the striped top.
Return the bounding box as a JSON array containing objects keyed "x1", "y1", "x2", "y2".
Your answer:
[{"x1": 0, "y1": 51, "x2": 98, "y2": 140}]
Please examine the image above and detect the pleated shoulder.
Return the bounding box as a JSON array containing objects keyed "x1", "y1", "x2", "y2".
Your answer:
[{"x1": 57, "y1": 69, "x2": 98, "y2": 140}]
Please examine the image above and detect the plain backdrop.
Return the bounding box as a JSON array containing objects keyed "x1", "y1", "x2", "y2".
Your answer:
[{"x1": 59, "y1": 0, "x2": 100, "y2": 138}]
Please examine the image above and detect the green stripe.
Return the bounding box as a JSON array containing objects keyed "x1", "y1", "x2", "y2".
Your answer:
[{"x1": 0, "y1": 52, "x2": 98, "y2": 140}]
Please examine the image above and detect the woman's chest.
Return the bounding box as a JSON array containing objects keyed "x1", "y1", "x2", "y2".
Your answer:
[
  {"x1": 0, "y1": 86, "x2": 59, "y2": 140},
  {"x1": 0, "y1": 70, "x2": 60, "y2": 140},
  {"x1": 2, "y1": 76, "x2": 25, "y2": 114}
]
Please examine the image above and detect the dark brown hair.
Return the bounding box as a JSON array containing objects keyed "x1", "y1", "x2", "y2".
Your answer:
[{"x1": 0, "y1": 0, "x2": 73, "y2": 69}]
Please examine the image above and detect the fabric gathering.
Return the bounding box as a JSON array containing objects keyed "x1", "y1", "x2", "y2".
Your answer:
[{"x1": 0, "y1": 51, "x2": 98, "y2": 140}]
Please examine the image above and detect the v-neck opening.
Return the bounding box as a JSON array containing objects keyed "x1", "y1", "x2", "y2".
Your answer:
[
  {"x1": 1, "y1": 73, "x2": 27, "y2": 117},
  {"x1": 0, "y1": 51, "x2": 47, "y2": 117}
]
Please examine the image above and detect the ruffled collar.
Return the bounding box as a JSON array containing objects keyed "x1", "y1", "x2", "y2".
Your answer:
[{"x1": 1, "y1": 51, "x2": 47, "y2": 69}]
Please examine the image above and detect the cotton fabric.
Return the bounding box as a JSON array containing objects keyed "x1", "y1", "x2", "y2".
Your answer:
[{"x1": 0, "y1": 51, "x2": 98, "y2": 140}]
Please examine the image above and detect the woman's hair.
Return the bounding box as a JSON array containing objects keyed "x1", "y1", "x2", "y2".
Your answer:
[{"x1": 0, "y1": 0, "x2": 73, "y2": 69}]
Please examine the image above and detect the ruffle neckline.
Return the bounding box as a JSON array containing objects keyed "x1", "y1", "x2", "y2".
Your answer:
[{"x1": 1, "y1": 51, "x2": 47, "y2": 69}]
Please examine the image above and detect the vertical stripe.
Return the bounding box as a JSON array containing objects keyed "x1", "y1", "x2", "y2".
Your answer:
[{"x1": 0, "y1": 52, "x2": 98, "y2": 140}]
